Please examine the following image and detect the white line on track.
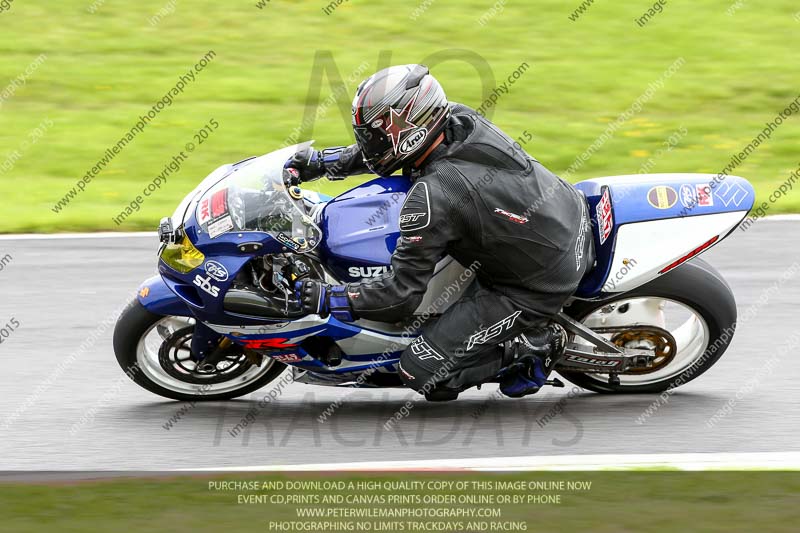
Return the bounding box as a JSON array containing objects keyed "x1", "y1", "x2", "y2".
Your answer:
[
  {"x1": 0, "y1": 232, "x2": 154, "y2": 240},
  {"x1": 189, "y1": 452, "x2": 800, "y2": 472}
]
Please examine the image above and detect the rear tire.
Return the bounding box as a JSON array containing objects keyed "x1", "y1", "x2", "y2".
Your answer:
[
  {"x1": 560, "y1": 258, "x2": 736, "y2": 393},
  {"x1": 113, "y1": 299, "x2": 286, "y2": 401}
]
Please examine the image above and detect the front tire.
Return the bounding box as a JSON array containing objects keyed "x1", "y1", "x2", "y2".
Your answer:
[
  {"x1": 113, "y1": 299, "x2": 286, "y2": 401},
  {"x1": 560, "y1": 258, "x2": 737, "y2": 393}
]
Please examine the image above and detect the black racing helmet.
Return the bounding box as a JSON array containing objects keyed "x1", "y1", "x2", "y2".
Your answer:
[{"x1": 352, "y1": 64, "x2": 450, "y2": 176}]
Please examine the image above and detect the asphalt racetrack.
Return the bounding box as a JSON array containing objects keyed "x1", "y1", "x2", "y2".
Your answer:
[{"x1": 1, "y1": 219, "x2": 798, "y2": 470}]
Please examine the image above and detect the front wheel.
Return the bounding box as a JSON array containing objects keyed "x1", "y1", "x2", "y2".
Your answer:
[
  {"x1": 560, "y1": 258, "x2": 737, "y2": 393},
  {"x1": 113, "y1": 299, "x2": 286, "y2": 401}
]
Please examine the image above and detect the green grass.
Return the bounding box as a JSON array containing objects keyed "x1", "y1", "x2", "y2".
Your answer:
[
  {"x1": 2, "y1": 471, "x2": 799, "y2": 532},
  {"x1": 1, "y1": 0, "x2": 799, "y2": 232}
]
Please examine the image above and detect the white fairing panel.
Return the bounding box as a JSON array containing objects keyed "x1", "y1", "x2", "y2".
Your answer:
[{"x1": 603, "y1": 211, "x2": 746, "y2": 293}]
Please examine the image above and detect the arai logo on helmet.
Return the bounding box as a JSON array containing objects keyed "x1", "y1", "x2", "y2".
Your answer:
[
  {"x1": 399, "y1": 128, "x2": 428, "y2": 155},
  {"x1": 204, "y1": 260, "x2": 229, "y2": 282}
]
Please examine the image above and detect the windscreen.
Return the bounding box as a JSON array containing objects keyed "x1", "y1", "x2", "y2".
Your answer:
[{"x1": 193, "y1": 143, "x2": 322, "y2": 252}]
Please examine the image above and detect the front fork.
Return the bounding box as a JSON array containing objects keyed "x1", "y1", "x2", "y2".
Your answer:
[
  {"x1": 190, "y1": 322, "x2": 265, "y2": 371},
  {"x1": 190, "y1": 321, "x2": 232, "y2": 368}
]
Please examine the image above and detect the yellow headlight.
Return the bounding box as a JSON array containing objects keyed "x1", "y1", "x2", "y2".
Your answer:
[{"x1": 160, "y1": 235, "x2": 205, "y2": 273}]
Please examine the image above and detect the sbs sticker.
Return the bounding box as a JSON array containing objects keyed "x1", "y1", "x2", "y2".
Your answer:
[{"x1": 193, "y1": 274, "x2": 220, "y2": 297}]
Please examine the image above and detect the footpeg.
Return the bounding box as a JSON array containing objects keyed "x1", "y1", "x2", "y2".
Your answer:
[{"x1": 545, "y1": 378, "x2": 565, "y2": 388}]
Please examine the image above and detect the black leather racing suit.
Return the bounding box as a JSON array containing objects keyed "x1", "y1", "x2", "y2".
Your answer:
[{"x1": 325, "y1": 103, "x2": 594, "y2": 393}]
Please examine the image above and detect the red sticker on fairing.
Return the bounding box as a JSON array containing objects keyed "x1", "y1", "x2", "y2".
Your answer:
[
  {"x1": 211, "y1": 189, "x2": 228, "y2": 218},
  {"x1": 696, "y1": 184, "x2": 714, "y2": 206},
  {"x1": 198, "y1": 198, "x2": 211, "y2": 225},
  {"x1": 241, "y1": 338, "x2": 296, "y2": 349},
  {"x1": 596, "y1": 187, "x2": 613, "y2": 245}
]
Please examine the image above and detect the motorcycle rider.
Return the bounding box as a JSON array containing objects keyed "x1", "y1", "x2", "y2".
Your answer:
[{"x1": 287, "y1": 64, "x2": 594, "y2": 400}]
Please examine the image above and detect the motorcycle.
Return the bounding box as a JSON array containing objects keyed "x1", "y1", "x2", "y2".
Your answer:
[{"x1": 113, "y1": 142, "x2": 754, "y2": 401}]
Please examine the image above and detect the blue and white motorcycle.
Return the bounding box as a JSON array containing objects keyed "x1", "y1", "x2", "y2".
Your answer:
[{"x1": 114, "y1": 142, "x2": 755, "y2": 401}]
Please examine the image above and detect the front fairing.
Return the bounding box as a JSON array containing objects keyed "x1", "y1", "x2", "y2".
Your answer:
[
  {"x1": 172, "y1": 143, "x2": 321, "y2": 252},
  {"x1": 156, "y1": 144, "x2": 321, "y2": 326}
]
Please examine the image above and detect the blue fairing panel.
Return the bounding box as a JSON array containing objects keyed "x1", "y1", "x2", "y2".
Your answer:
[
  {"x1": 578, "y1": 174, "x2": 755, "y2": 225},
  {"x1": 137, "y1": 275, "x2": 193, "y2": 317},
  {"x1": 319, "y1": 176, "x2": 412, "y2": 282},
  {"x1": 574, "y1": 174, "x2": 755, "y2": 297}
]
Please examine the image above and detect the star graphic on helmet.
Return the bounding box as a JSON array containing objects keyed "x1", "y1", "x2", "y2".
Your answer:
[{"x1": 385, "y1": 99, "x2": 418, "y2": 154}]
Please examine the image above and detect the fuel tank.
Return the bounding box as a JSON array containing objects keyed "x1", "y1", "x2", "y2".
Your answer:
[
  {"x1": 318, "y1": 176, "x2": 410, "y2": 282},
  {"x1": 318, "y1": 176, "x2": 475, "y2": 316}
]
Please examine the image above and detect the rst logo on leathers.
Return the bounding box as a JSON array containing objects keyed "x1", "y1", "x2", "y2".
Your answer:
[
  {"x1": 410, "y1": 337, "x2": 444, "y2": 361},
  {"x1": 193, "y1": 274, "x2": 220, "y2": 297},
  {"x1": 399, "y1": 182, "x2": 431, "y2": 232},
  {"x1": 398, "y1": 213, "x2": 425, "y2": 224},
  {"x1": 466, "y1": 310, "x2": 522, "y2": 351},
  {"x1": 348, "y1": 265, "x2": 391, "y2": 278}
]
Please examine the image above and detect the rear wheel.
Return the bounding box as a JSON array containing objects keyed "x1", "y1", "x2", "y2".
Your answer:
[
  {"x1": 560, "y1": 258, "x2": 736, "y2": 393},
  {"x1": 113, "y1": 300, "x2": 286, "y2": 401}
]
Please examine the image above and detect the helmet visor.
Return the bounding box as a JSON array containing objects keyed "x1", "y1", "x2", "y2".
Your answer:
[{"x1": 354, "y1": 125, "x2": 398, "y2": 176}]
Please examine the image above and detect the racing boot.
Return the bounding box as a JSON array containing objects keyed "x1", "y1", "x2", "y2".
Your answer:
[
  {"x1": 424, "y1": 388, "x2": 460, "y2": 402},
  {"x1": 499, "y1": 323, "x2": 568, "y2": 398}
]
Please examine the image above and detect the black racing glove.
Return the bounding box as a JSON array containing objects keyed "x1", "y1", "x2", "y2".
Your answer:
[
  {"x1": 285, "y1": 146, "x2": 325, "y2": 184},
  {"x1": 296, "y1": 280, "x2": 355, "y2": 322}
]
